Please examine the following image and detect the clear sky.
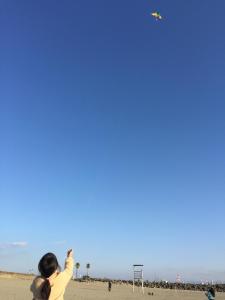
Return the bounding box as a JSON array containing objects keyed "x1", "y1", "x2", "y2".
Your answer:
[{"x1": 0, "y1": 0, "x2": 225, "y2": 282}]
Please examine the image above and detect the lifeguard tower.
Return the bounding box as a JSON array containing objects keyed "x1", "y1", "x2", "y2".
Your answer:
[{"x1": 133, "y1": 264, "x2": 144, "y2": 294}]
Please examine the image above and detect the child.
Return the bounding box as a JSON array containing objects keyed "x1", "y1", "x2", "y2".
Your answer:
[
  {"x1": 205, "y1": 287, "x2": 215, "y2": 300},
  {"x1": 31, "y1": 249, "x2": 74, "y2": 300}
]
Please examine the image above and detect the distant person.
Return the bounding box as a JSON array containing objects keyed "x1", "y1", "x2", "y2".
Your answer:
[
  {"x1": 30, "y1": 249, "x2": 74, "y2": 300},
  {"x1": 108, "y1": 281, "x2": 112, "y2": 292},
  {"x1": 205, "y1": 287, "x2": 215, "y2": 300}
]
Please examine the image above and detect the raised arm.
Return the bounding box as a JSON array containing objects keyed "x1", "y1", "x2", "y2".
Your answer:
[
  {"x1": 64, "y1": 249, "x2": 74, "y2": 277},
  {"x1": 59, "y1": 248, "x2": 74, "y2": 287}
]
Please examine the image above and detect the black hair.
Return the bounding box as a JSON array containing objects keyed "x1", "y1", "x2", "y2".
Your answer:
[
  {"x1": 38, "y1": 253, "x2": 59, "y2": 299},
  {"x1": 209, "y1": 287, "x2": 215, "y2": 297}
]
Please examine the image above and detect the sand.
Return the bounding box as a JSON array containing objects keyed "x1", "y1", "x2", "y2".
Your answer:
[{"x1": 0, "y1": 277, "x2": 224, "y2": 300}]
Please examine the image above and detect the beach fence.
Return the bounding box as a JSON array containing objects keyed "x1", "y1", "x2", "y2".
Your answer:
[{"x1": 133, "y1": 264, "x2": 144, "y2": 294}]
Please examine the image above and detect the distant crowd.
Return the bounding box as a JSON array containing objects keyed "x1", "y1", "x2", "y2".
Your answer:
[{"x1": 80, "y1": 278, "x2": 225, "y2": 293}]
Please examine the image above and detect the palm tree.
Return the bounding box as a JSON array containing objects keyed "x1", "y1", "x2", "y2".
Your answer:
[
  {"x1": 86, "y1": 263, "x2": 90, "y2": 277},
  {"x1": 75, "y1": 262, "x2": 80, "y2": 279}
]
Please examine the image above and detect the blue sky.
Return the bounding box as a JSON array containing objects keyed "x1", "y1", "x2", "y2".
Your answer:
[{"x1": 0, "y1": 0, "x2": 225, "y2": 282}]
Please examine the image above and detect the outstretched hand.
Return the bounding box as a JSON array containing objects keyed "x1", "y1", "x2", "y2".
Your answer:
[{"x1": 67, "y1": 249, "x2": 73, "y2": 257}]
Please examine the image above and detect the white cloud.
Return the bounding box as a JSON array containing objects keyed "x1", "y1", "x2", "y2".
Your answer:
[
  {"x1": 11, "y1": 242, "x2": 28, "y2": 248},
  {"x1": 0, "y1": 242, "x2": 28, "y2": 249}
]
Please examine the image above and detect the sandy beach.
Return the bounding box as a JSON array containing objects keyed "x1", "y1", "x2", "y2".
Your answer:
[{"x1": 0, "y1": 277, "x2": 224, "y2": 300}]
